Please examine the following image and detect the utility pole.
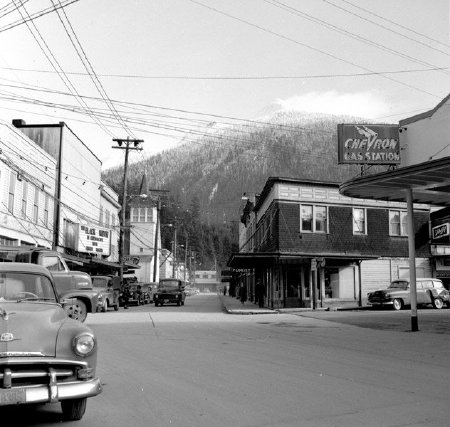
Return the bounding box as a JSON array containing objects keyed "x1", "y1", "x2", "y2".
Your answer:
[
  {"x1": 153, "y1": 199, "x2": 161, "y2": 282},
  {"x1": 172, "y1": 227, "x2": 177, "y2": 278},
  {"x1": 112, "y1": 137, "x2": 143, "y2": 288}
]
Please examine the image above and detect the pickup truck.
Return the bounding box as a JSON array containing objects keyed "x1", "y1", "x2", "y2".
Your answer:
[{"x1": 0, "y1": 246, "x2": 98, "y2": 322}]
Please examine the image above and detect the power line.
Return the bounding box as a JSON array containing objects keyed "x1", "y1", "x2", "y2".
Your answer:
[
  {"x1": 327, "y1": 0, "x2": 450, "y2": 49},
  {"x1": 12, "y1": 0, "x2": 114, "y2": 138},
  {"x1": 0, "y1": 0, "x2": 79, "y2": 33},
  {"x1": 1, "y1": 65, "x2": 448, "y2": 80},
  {"x1": 188, "y1": 0, "x2": 443, "y2": 99},
  {"x1": 50, "y1": 0, "x2": 136, "y2": 139},
  {"x1": 266, "y1": 0, "x2": 450, "y2": 74}
]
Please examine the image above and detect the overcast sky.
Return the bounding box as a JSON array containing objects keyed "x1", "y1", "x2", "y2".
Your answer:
[{"x1": 0, "y1": 0, "x2": 449, "y2": 169}]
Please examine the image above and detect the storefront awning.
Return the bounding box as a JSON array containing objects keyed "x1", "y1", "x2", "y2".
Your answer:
[
  {"x1": 61, "y1": 253, "x2": 89, "y2": 266},
  {"x1": 89, "y1": 258, "x2": 122, "y2": 269},
  {"x1": 339, "y1": 156, "x2": 450, "y2": 207},
  {"x1": 227, "y1": 252, "x2": 378, "y2": 269}
]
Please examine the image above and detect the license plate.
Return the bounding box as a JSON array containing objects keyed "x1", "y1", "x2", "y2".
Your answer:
[{"x1": 0, "y1": 388, "x2": 26, "y2": 405}]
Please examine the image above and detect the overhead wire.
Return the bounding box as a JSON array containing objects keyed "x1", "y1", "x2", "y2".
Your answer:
[
  {"x1": 49, "y1": 0, "x2": 135, "y2": 139},
  {"x1": 0, "y1": 0, "x2": 80, "y2": 34},
  {"x1": 188, "y1": 0, "x2": 443, "y2": 99},
  {"x1": 325, "y1": 0, "x2": 450, "y2": 49},
  {"x1": 11, "y1": 0, "x2": 114, "y2": 137},
  {"x1": 266, "y1": 0, "x2": 450, "y2": 75}
]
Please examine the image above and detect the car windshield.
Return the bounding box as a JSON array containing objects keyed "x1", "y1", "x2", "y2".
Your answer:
[
  {"x1": 0, "y1": 272, "x2": 57, "y2": 302},
  {"x1": 388, "y1": 281, "x2": 409, "y2": 290},
  {"x1": 158, "y1": 280, "x2": 180, "y2": 290}
]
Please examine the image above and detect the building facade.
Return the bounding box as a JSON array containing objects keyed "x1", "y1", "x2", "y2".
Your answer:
[
  {"x1": 229, "y1": 177, "x2": 431, "y2": 309},
  {"x1": 0, "y1": 121, "x2": 56, "y2": 248},
  {"x1": 9, "y1": 119, "x2": 122, "y2": 276},
  {"x1": 128, "y1": 198, "x2": 159, "y2": 283}
]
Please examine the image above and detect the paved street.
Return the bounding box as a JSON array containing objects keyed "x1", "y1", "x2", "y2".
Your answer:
[{"x1": 3, "y1": 293, "x2": 449, "y2": 427}]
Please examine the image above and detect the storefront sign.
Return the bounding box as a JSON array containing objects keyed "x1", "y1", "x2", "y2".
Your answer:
[
  {"x1": 432, "y1": 223, "x2": 449, "y2": 240},
  {"x1": 337, "y1": 124, "x2": 400, "y2": 165},
  {"x1": 77, "y1": 224, "x2": 111, "y2": 256}
]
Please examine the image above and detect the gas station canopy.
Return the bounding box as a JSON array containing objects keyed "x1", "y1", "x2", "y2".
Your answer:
[{"x1": 339, "y1": 156, "x2": 450, "y2": 207}]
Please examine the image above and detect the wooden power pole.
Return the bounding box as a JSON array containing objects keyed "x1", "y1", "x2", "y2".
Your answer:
[{"x1": 112, "y1": 137, "x2": 143, "y2": 288}]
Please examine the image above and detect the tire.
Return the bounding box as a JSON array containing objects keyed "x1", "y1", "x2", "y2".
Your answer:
[
  {"x1": 61, "y1": 398, "x2": 87, "y2": 421},
  {"x1": 392, "y1": 298, "x2": 403, "y2": 311},
  {"x1": 114, "y1": 304, "x2": 119, "y2": 311},
  {"x1": 432, "y1": 297, "x2": 444, "y2": 309},
  {"x1": 177, "y1": 301, "x2": 181, "y2": 306},
  {"x1": 64, "y1": 299, "x2": 88, "y2": 322},
  {"x1": 181, "y1": 301, "x2": 185, "y2": 306},
  {"x1": 101, "y1": 300, "x2": 108, "y2": 313}
]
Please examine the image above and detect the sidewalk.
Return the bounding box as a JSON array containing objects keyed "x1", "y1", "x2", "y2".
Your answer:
[
  {"x1": 219, "y1": 294, "x2": 276, "y2": 315},
  {"x1": 219, "y1": 294, "x2": 368, "y2": 315}
]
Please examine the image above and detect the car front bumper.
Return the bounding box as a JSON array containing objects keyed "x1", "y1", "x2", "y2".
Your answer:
[{"x1": 0, "y1": 377, "x2": 102, "y2": 406}]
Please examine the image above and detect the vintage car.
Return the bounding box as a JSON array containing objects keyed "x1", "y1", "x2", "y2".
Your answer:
[
  {"x1": 119, "y1": 281, "x2": 152, "y2": 306},
  {"x1": 153, "y1": 278, "x2": 186, "y2": 307},
  {"x1": 367, "y1": 278, "x2": 450, "y2": 310},
  {"x1": 0, "y1": 263, "x2": 102, "y2": 420},
  {"x1": 92, "y1": 275, "x2": 120, "y2": 312}
]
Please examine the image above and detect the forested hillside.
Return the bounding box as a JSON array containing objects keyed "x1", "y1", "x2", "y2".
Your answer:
[{"x1": 102, "y1": 111, "x2": 385, "y2": 270}]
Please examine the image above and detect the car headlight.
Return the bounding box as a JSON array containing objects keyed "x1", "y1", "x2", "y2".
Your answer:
[{"x1": 73, "y1": 332, "x2": 96, "y2": 357}]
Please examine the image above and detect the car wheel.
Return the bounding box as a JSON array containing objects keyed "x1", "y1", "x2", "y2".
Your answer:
[
  {"x1": 181, "y1": 301, "x2": 185, "y2": 306},
  {"x1": 177, "y1": 301, "x2": 181, "y2": 306},
  {"x1": 101, "y1": 300, "x2": 108, "y2": 313},
  {"x1": 64, "y1": 299, "x2": 88, "y2": 322},
  {"x1": 432, "y1": 297, "x2": 444, "y2": 309},
  {"x1": 392, "y1": 298, "x2": 403, "y2": 311},
  {"x1": 114, "y1": 304, "x2": 119, "y2": 311},
  {"x1": 61, "y1": 398, "x2": 87, "y2": 421}
]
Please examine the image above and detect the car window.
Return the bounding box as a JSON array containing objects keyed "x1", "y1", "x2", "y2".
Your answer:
[
  {"x1": 419, "y1": 280, "x2": 432, "y2": 289},
  {"x1": 389, "y1": 281, "x2": 408, "y2": 290},
  {"x1": 432, "y1": 281, "x2": 444, "y2": 289},
  {"x1": 42, "y1": 256, "x2": 64, "y2": 272},
  {"x1": 0, "y1": 272, "x2": 57, "y2": 301}
]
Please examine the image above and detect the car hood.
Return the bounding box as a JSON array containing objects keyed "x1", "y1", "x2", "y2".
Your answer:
[{"x1": 0, "y1": 302, "x2": 67, "y2": 357}]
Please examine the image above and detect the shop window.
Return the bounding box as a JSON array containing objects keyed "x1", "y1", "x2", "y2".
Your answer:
[
  {"x1": 389, "y1": 210, "x2": 408, "y2": 236},
  {"x1": 353, "y1": 208, "x2": 366, "y2": 235}
]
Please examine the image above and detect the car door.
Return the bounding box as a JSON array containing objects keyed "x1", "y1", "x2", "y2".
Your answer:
[{"x1": 417, "y1": 280, "x2": 430, "y2": 304}]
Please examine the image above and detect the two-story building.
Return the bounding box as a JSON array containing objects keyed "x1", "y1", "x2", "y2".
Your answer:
[
  {"x1": 229, "y1": 177, "x2": 431, "y2": 309},
  {"x1": 340, "y1": 94, "x2": 450, "y2": 292},
  {"x1": 7, "y1": 119, "x2": 122, "y2": 276}
]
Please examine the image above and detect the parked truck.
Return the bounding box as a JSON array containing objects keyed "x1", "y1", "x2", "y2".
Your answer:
[{"x1": 0, "y1": 246, "x2": 98, "y2": 322}]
